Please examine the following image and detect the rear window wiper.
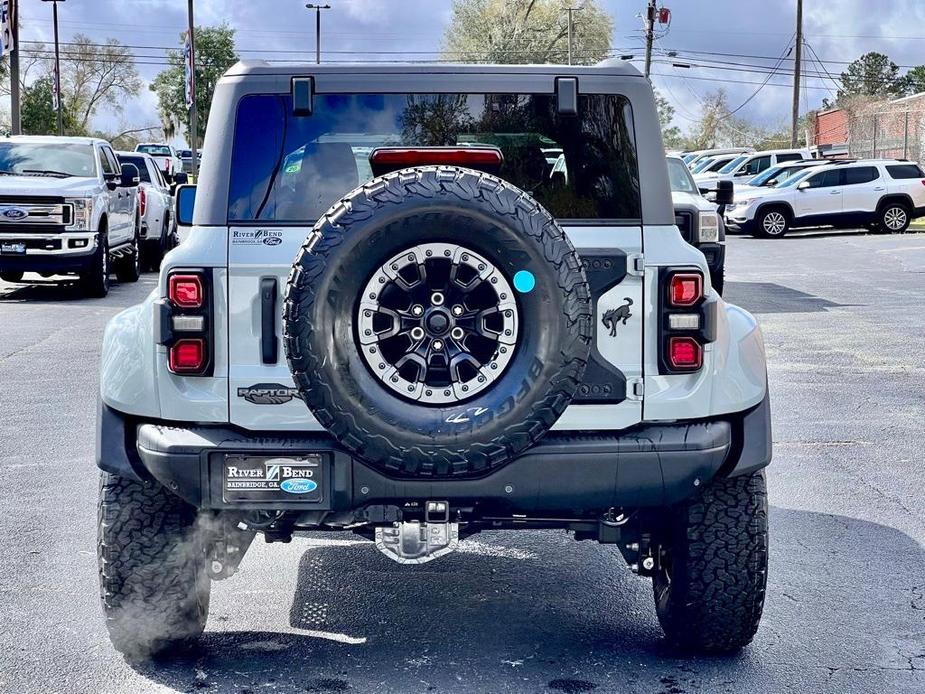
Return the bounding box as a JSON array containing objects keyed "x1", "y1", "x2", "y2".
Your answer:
[{"x1": 20, "y1": 169, "x2": 73, "y2": 178}]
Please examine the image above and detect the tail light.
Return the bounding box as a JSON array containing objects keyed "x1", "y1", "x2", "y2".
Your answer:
[
  {"x1": 168, "y1": 273, "x2": 203, "y2": 308},
  {"x1": 659, "y1": 269, "x2": 711, "y2": 374},
  {"x1": 667, "y1": 336, "x2": 702, "y2": 369},
  {"x1": 369, "y1": 147, "x2": 503, "y2": 176},
  {"x1": 157, "y1": 270, "x2": 212, "y2": 376},
  {"x1": 168, "y1": 338, "x2": 206, "y2": 373},
  {"x1": 138, "y1": 188, "x2": 147, "y2": 217}
]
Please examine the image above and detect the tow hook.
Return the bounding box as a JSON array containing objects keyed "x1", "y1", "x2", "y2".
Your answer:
[{"x1": 374, "y1": 501, "x2": 460, "y2": 565}]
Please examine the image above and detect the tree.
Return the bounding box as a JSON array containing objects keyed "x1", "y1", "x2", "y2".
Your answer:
[
  {"x1": 59, "y1": 35, "x2": 142, "y2": 133},
  {"x1": 21, "y1": 76, "x2": 79, "y2": 135},
  {"x1": 903, "y1": 65, "x2": 925, "y2": 95},
  {"x1": 837, "y1": 52, "x2": 905, "y2": 102},
  {"x1": 442, "y1": 0, "x2": 613, "y2": 65},
  {"x1": 151, "y1": 25, "x2": 238, "y2": 145},
  {"x1": 654, "y1": 88, "x2": 682, "y2": 149}
]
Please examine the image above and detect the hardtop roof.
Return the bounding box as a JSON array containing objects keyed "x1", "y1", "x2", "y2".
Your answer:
[{"x1": 222, "y1": 59, "x2": 645, "y2": 80}]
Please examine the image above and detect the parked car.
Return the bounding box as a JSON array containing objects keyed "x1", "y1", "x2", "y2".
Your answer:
[
  {"x1": 735, "y1": 159, "x2": 829, "y2": 194},
  {"x1": 684, "y1": 147, "x2": 753, "y2": 168},
  {"x1": 134, "y1": 143, "x2": 183, "y2": 182},
  {"x1": 667, "y1": 155, "x2": 727, "y2": 293},
  {"x1": 98, "y1": 60, "x2": 772, "y2": 658},
  {"x1": 695, "y1": 148, "x2": 811, "y2": 192},
  {"x1": 690, "y1": 154, "x2": 738, "y2": 175},
  {"x1": 0, "y1": 135, "x2": 141, "y2": 296},
  {"x1": 178, "y1": 149, "x2": 201, "y2": 174},
  {"x1": 725, "y1": 159, "x2": 925, "y2": 237},
  {"x1": 117, "y1": 151, "x2": 182, "y2": 271}
]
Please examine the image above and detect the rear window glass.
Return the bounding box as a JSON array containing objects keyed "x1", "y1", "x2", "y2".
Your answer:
[
  {"x1": 137, "y1": 145, "x2": 171, "y2": 156},
  {"x1": 228, "y1": 93, "x2": 641, "y2": 223},
  {"x1": 886, "y1": 164, "x2": 924, "y2": 179},
  {"x1": 844, "y1": 166, "x2": 878, "y2": 185}
]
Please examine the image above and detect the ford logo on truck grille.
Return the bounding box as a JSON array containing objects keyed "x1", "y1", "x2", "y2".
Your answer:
[{"x1": 0, "y1": 207, "x2": 28, "y2": 221}]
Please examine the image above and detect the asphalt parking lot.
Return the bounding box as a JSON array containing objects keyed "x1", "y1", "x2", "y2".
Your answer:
[{"x1": 1, "y1": 229, "x2": 923, "y2": 694}]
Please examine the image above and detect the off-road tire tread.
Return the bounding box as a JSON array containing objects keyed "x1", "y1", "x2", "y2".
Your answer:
[
  {"x1": 284, "y1": 166, "x2": 592, "y2": 477},
  {"x1": 655, "y1": 471, "x2": 768, "y2": 653},
  {"x1": 97, "y1": 472, "x2": 209, "y2": 658}
]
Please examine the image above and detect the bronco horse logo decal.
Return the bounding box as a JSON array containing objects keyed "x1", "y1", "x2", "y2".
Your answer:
[{"x1": 601, "y1": 298, "x2": 633, "y2": 337}]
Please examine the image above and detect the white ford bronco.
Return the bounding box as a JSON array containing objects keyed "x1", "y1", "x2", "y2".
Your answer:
[{"x1": 97, "y1": 61, "x2": 772, "y2": 658}]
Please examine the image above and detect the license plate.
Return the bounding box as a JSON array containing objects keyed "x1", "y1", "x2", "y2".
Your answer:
[
  {"x1": 222, "y1": 454, "x2": 325, "y2": 503},
  {"x1": 0, "y1": 243, "x2": 26, "y2": 255}
]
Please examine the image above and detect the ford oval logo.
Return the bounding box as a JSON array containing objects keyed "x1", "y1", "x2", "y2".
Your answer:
[
  {"x1": 280, "y1": 478, "x2": 318, "y2": 494},
  {"x1": 1, "y1": 208, "x2": 28, "y2": 221},
  {"x1": 262, "y1": 236, "x2": 282, "y2": 246}
]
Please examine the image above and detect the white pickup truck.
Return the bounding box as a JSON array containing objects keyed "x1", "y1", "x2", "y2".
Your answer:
[
  {"x1": 0, "y1": 135, "x2": 141, "y2": 297},
  {"x1": 117, "y1": 151, "x2": 183, "y2": 271},
  {"x1": 135, "y1": 143, "x2": 183, "y2": 183}
]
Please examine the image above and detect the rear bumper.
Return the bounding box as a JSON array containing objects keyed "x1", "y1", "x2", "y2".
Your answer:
[{"x1": 98, "y1": 395, "x2": 772, "y2": 515}]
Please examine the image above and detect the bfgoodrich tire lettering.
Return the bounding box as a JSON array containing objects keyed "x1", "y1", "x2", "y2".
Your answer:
[
  {"x1": 653, "y1": 471, "x2": 769, "y2": 653},
  {"x1": 284, "y1": 166, "x2": 593, "y2": 478},
  {"x1": 97, "y1": 472, "x2": 210, "y2": 658}
]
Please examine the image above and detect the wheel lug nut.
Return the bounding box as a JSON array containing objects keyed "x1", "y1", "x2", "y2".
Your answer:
[
  {"x1": 452, "y1": 305, "x2": 463, "y2": 316},
  {"x1": 411, "y1": 304, "x2": 424, "y2": 316},
  {"x1": 451, "y1": 327, "x2": 464, "y2": 340},
  {"x1": 410, "y1": 327, "x2": 425, "y2": 340},
  {"x1": 432, "y1": 340, "x2": 444, "y2": 351},
  {"x1": 431, "y1": 292, "x2": 444, "y2": 306}
]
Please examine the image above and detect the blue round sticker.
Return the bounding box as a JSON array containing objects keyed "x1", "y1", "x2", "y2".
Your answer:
[{"x1": 513, "y1": 270, "x2": 536, "y2": 293}]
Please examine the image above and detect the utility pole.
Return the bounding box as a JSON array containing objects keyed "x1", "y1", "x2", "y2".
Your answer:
[
  {"x1": 9, "y1": 0, "x2": 21, "y2": 134},
  {"x1": 41, "y1": 0, "x2": 65, "y2": 135},
  {"x1": 187, "y1": 0, "x2": 198, "y2": 178},
  {"x1": 305, "y1": 4, "x2": 331, "y2": 65},
  {"x1": 643, "y1": 0, "x2": 657, "y2": 78},
  {"x1": 790, "y1": 0, "x2": 803, "y2": 147},
  {"x1": 565, "y1": 5, "x2": 581, "y2": 66}
]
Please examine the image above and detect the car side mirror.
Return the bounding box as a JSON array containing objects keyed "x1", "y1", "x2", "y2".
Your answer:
[
  {"x1": 797, "y1": 181, "x2": 810, "y2": 191},
  {"x1": 714, "y1": 179, "x2": 735, "y2": 206},
  {"x1": 765, "y1": 178, "x2": 778, "y2": 187},
  {"x1": 119, "y1": 163, "x2": 140, "y2": 188},
  {"x1": 173, "y1": 172, "x2": 189, "y2": 186},
  {"x1": 175, "y1": 184, "x2": 197, "y2": 226}
]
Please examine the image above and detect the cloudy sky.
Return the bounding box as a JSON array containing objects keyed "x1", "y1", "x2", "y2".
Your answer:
[{"x1": 15, "y1": 0, "x2": 925, "y2": 144}]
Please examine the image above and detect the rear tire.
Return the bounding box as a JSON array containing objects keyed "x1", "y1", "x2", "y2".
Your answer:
[
  {"x1": 0, "y1": 271, "x2": 23, "y2": 283},
  {"x1": 79, "y1": 228, "x2": 110, "y2": 298},
  {"x1": 653, "y1": 471, "x2": 769, "y2": 653},
  {"x1": 98, "y1": 472, "x2": 210, "y2": 659},
  {"x1": 115, "y1": 225, "x2": 141, "y2": 283},
  {"x1": 751, "y1": 208, "x2": 790, "y2": 238},
  {"x1": 878, "y1": 201, "x2": 911, "y2": 233}
]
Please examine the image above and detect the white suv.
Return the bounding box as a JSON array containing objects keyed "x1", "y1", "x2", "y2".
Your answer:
[
  {"x1": 725, "y1": 159, "x2": 925, "y2": 238},
  {"x1": 695, "y1": 148, "x2": 811, "y2": 193}
]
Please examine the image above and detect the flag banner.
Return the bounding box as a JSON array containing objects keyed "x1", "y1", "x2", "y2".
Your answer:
[
  {"x1": 184, "y1": 37, "x2": 195, "y2": 109},
  {"x1": 0, "y1": 1, "x2": 13, "y2": 60}
]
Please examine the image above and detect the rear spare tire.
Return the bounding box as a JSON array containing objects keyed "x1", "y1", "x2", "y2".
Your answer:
[{"x1": 284, "y1": 166, "x2": 592, "y2": 477}]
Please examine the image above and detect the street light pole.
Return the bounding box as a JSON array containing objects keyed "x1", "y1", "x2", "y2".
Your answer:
[
  {"x1": 305, "y1": 4, "x2": 331, "y2": 65},
  {"x1": 187, "y1": 0, "x2": 198, "y2": 178},
  {"x1": 10, "y1": 0, "x2": 21, "y2": 134},
  {"x1": 41, "y1": 0, "x2": 65, "y2": 135}
]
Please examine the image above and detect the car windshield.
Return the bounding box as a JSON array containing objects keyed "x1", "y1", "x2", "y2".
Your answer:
[
  {"x1": 747, "y1": 166, "x2": 788, "y2": 187},
  {"x1": 718, "y1": 155, "x2": 749, "y2": 174},
  {"x1": 775, "y1": 167, "x2": 817, "y2": 187},
  {"x1": 0, "y1": 142, "x2": 96, "y2": 177},
  {"x1": 117, "y1": 156, "x2": 152, "y2": 183},
  {"x1": 137, "y1": 145, "x2": 171, "y2": 156},
  {"x1": 691, "y1": 158, "x2": 715, "y2": 173},
  {"x1": 667, "y1": 157, "x2": 698, "y2": 194},
  {"x1": 229, "y1": 92, "x2": 642, "y2": 223}
]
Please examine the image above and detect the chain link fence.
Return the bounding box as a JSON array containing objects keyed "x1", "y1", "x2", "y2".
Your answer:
[{"x1": 848, "y1": 100, "x2": 925, "y2": 162}]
